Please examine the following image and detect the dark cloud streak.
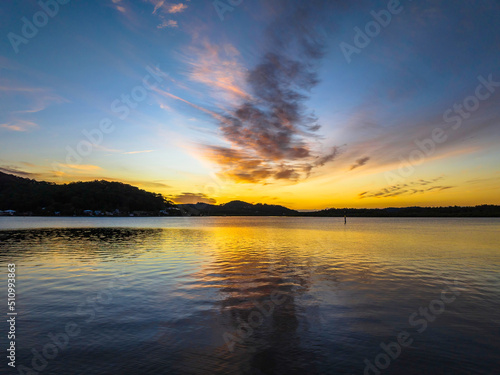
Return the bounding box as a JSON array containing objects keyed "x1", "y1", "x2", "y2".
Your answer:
[
  {"x1": 206, "y1": 0, "x2": 340, "y2": 183},
  {"x1": 358, "y1": 177, "x2": 454, "y2": 199},
  {"x1": 350, "y1": 156, "x2": 370, "y2": 171},
  {"x1": 0, "y1": 166, "x2": 38, "y2": 179}
]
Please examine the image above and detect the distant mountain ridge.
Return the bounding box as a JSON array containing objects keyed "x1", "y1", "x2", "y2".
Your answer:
[
  {"x1": 179, "y1": 201, "x2": 500, "y2": 217},
  {"x1": 178, "y1": 200, "x2": 298, "y2": 216},
  {"x1": 0, "y1": 172, "x2": 499, "y2": 217},
  {"x1": 304, "y1": 206, "x2": 500, "y2": 217}
]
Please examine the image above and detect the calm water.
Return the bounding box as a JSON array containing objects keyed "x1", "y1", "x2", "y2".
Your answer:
[{"x1": 0, "y1": 217, "x2": 499, "y2": 374}]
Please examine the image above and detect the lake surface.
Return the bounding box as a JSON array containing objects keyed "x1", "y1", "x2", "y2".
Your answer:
[{"x1": 0, "y1": 217, "x2": 499, "y2": 374}]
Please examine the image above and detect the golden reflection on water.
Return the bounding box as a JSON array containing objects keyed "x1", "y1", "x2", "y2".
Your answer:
[{"x1": 0, "y1": 217, "x2": 499, "y2": 374}]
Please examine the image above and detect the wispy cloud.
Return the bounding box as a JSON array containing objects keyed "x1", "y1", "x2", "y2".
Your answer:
[
  {"x1": 359, "y1": 177, "x2": 454, "y2": 199},
  {"x1": 145, "y1": 1, "x2": 188, "y2": 28},
  {"x1": 12, "y1": 93, "x2": 66, "y2": 114},
  {"x1": 0, "y1": 82, "x2": 66, "y2": 132},
  {"x1": 0, "y1": 86, "x2": 45, "y2": 93},
  {"x1": 122, "y1": 150, "x2": 155, "y2": 154},
  {"x1": 151, "y1": 0, "x2": 164, "y2": 14},
  {"x1": 108, "y1": 0, "x2": 127, "y2": 13},
  {"x1": 153, "y1": 86, "x2": 225, "y2": 120},
  {"x1": 0, "y1": 165, "x2": 63, "y2": 181},
  {"x1": 149, "y1": 1, "x2": 187, "y2": 14},
  {"x1": 157, "y1": 19, "x2": 177, "y2": 28},
  {"x1": 119, "y1": 179, "x2": 170, "y2": 189},
  {"x1": 349, "y1": 156, "x2": 370, "y2": 171},
  {"x1": 166, "y1": 3, "x2": 187, "y2": 13},
  {"x1": 1, "y1": 120, "x2": 38, "y2": 132},
  {"x1": 93, "y1": 145, "x2": 156, "y2": 155},
  {"x1": 184, "y1": 41, "x2": 250, "y2": 103},
  {"x1": 0, "y1": 166, "x2": 38, "y2": 178},
  {"x1": 93, "y1": 144, "x2": 123, "y2": 153},
  {"x1": 55, "y1": 164, "x2": 103, "y2": 171}
]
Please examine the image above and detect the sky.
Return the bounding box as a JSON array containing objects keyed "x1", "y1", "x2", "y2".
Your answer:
[{"x1": 1, "y1": 0, "x2": 499, "y2": 210}]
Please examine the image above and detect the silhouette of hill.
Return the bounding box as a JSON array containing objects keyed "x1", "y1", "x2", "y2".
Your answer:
[
  {"x1": 0, "y1": 171, "x2": 179, "y2": 216},
  {"x1": 178, "y1": 200, "x2": 298, "y2": 216},
  {"x1": 178, "y1": 202, "x2": 500, "y2": 217},
  {"x1": 304, "y1": 205, "x2": 500, "y2": 217},
  {"x1": 1, "y1": 171, "x2": 499, "y2": 217}
]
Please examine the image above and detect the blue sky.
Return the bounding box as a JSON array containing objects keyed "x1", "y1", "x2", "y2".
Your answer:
[{"x1": 1, "y1": 0, "x2": 499, "y2": 208}]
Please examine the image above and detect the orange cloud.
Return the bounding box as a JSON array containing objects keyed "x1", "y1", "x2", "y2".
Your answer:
[
  {"x1": 168, "y1": 3, "x2": 187, "y2": 13},
  {"x1": 1, "y1": 120, "x2": 38, "y2": 132},
  {"x1": 148, "y1": 1, "x2": 187, "y2": 15},
  {"x1": 178, "y1": 4, "x2": 341, "y2": 185},
  {"x1": 183, "y1": 40, "x2": 250, "y2": 103},
  {"x1": 56, "y1": 164, "x2": 103, "y2": 171}
]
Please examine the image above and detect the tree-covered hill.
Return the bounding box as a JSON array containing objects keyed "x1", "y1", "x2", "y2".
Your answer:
[
  {"x1": 178, "y1": 200, "x2": 298, "y2": 216},
  {"x1": 1, "y1": 172, "x2": 499, "y2": 217},
  {"x1": 0, "y1": 172, "x2": 179, "y2": 216},
  {"x1": 305, "y1": 205, "x2": 500, "y2": 217}
]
